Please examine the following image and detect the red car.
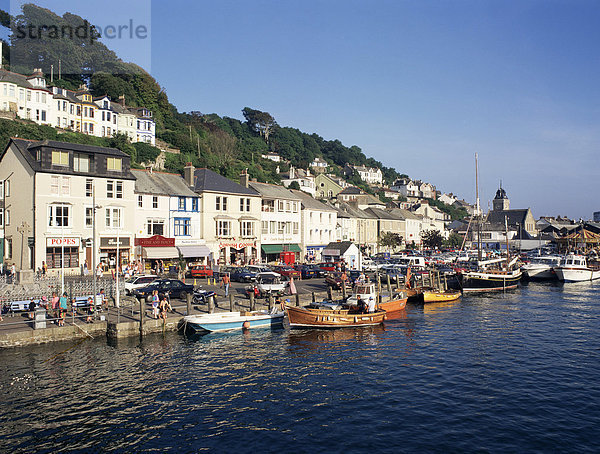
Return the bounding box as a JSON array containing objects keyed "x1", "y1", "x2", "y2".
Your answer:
[
  {"x1": 318, "y1": 262, "x2": 339, "y2": 272},
  {"x1": 271, "y1": 265, "x2": 301, "y2": 279},
  {"x1": 188, "y1": 264, "x2": 214, "y2": 278}
]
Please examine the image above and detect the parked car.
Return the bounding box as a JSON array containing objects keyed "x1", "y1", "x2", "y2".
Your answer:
[
  {"x1": 318, "y1": 262, "x2": 339, "y2": 272},
  {"x1": 377, "y1": 266, "x2": 405, "y2": 284},
  {"x1": 124, "y1": 274, "x2": 158, "y2": 295},
  {"x1": 188, "y1": 264, "x2": 213, "y2": 278},
  {"x1": 250, "y1": 272, "x2": 288, "y2": 297},
  {"x1": 229, "y1": 267, "x2": 258, "y2": 283},
  {"x1": 246, "y1": 265, "x2": 271, "y2": 274},
  {"x1": 325, "y1": 272, "x2": 353, "y2": 290},
  {"x1": 271, "y1": 265, "x2": 301, "y2": 279},
  {"x1": 361, "y1": 258, "x2": 377, "y2": 272},
  {"x1": 294, "y1": 264, "x2": 319, "y2": 279},
  {"x1": 133, "y1": 279, "x2": 195, "y2": 301}
]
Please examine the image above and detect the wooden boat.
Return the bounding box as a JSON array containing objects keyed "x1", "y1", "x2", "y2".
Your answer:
[
  {"x1": 183, "y1": 309, "x2": 284, "y2": 333},
  {"x1": 346, "y1": 282, "x2": 407, "y2": 312},
  {"x1": 286, "y1": 305, "x2": 386, "y2": 328},
  {"x1": 422, "y1": 289, "x2": 461, "y2": 303}
]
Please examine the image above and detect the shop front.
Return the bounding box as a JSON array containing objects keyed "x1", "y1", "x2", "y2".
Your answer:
[
  {"x1": 135, "y1": 235, "x2": 180, "y2": 273},
  {"x1": 305, "y1": 245, "x2": 326, "y2": 263},
  {"x1": 261, "y1": 243, "x2": 301, "y2": 265},
  {"x1": 217, "y1": 240, "x2": 257, "y2": 266},
  {"x1": 99, "y1": 236, "x2": 131, "y2": 270},
  {"x1": 176, "y1": 239, "x2": 212, "y2": 266},
  {"x1": 45, "y1": 237, "x2": 81, "y2": 270}
]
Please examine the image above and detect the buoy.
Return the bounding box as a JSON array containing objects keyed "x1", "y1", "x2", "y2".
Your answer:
[{"x1": 242, "y1": 321, "x2": 251, "y2": 329}]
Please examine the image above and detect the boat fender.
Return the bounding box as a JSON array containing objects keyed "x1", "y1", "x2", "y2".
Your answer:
[{"x1": 242, "y1": 321, "x2": 251, "y2": 330}]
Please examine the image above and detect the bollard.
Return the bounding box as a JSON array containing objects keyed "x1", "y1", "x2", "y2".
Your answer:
[
  {"x1": 387, "y1": 274, "x2": 392, "y2": 296},
  {"x1": 341, "y1": 283, "x2": 346, "y2": 300},
  {"x1": 268, "y1": 293, "x2": 274, "y2": 311},
  {"x1": 208, "y1": 295, "x2": 215, "y2": 314},
  {"x1": 327, "y1": 285, "x2": 332, "y2": 301},
  {"x1": 249, "y1": 292, "x2": 255, "y2": 311},
  {"x1": 139, "y1": 296, "x2": 145, "y2": 337},
  {"x1": 229, "y1": 293, "x2": 234, "y2": 312},
  {"x1": 186, "y1": 292, "x2": 192, "y2": 315},
  {"x1": 312, "y1": 292, "x2": 316, "y2": 303},
  {"x1": 295, "y1": 293, "x2": 300, "y2": 307}
]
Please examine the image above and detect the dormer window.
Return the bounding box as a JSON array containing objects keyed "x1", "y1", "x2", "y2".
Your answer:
[
  {"x1": 107, "y1": 157, "x2": 122, "y2": 171},
  {"x1": 51, "y1": 150, "x2": 69, "y2": 166}
]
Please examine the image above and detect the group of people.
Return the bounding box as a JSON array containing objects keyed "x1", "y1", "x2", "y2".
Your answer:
[
  {"x1": 25, "y1": 289, "x2": 107, "y2": 326},
  {"x1": 150, "y1": 289, "x2": 172, "y2": 320},
  {"x1": 355, "y1": 295, "x2": 377, "y2": 314}
]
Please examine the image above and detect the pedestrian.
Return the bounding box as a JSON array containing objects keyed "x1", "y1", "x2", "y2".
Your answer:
[
  {"x1": 159, "y1": 296, "x2": 168, "y2": 321},
  {"x1": 50, "y1": 292, "x2": 59, "y2": 321},
  {"x1": 40, "y1": 295, "x2": 48, "y2": 310},
  {"x1": 83, "y1": 260, "x2": 89, "y2": 276},
  {"x1": 152, "y1": 290, "x2": 160, "y2": 319},
  {"x1": 221, "y1": 273, "x2": 230, "y2": 297},
  {"x1": 42, "y1": 261, "x2": 47, "y2": 276},
  {"x1": 10, "y1": 263, "x2": 16, "y2": 283},
  {"x1": 96, "y1": 263, "x2": 103, "y2": 279},
  {"x1": 58, "y1": 292, "x2": 68, "y2": 326},
  {"x1": 86, "y1": 297, "x2": 94, "y2": 323},
  {"x1": 96, "y1": 288, "x2": 106, "y2": 312},
  {"x1": 28, "y1": 298, "x2": 36, "y2": 320},
  {"x1": 71, "y1": 297, "x2": 77, "y2": 317}
]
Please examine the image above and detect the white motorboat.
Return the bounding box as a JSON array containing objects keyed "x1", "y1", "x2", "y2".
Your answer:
[
  {"x1": 521, "y1": 256, "x2": 562, "y2": 280},
  {"x1": 183, "y1": 308, "x2": 284, "y2": 333},
  {"x1": 554, "y1": 254, "x2": 600, "y2": 282}
]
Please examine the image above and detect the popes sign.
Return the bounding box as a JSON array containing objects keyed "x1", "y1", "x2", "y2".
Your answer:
[{"x1": 47, "y1": 237, "x2": 81, "y2": 248}]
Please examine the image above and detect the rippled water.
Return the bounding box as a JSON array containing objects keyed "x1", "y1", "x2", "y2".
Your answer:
[{"x1": 1, "y1": 281, "x2": 600, "y2": 453}]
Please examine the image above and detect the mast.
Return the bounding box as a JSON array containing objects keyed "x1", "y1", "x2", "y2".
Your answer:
[
  {"x1": 505, "y1": 215, "x2": 510, "y2": 269},
  {"x1": 475, "y1": 153, "x2": 482, "y2": 262}
]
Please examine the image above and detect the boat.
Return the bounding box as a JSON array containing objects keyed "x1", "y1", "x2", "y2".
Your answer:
[
  {"x1": 183, "y1": 309, "x2": 285, "y2": 333},
  {"x1": 554, "y1": 253, "x2": 600, "y2": 282},
  {"x1": 422, "y1": 289, "x2": 461, "y2": 303},
  {"x1": 521, "y1": 255, "x2": 562, "y2": 280},
  {"x1": 346, "y1": 282, "x2": 407, "y2": 312},
  {"x1": 286, "y1": 305, "x2": 386, "y2": 328}
]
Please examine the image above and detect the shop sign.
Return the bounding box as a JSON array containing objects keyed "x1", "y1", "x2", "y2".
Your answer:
[
  {"x1": 100, "y1": 237, "x2": 130, "y2": 248},
  {"x1": 47, "y1": 237, "x2": 80, "y2": 248},
  {"x1": 219, "y1": 240, "x2": 256, "y2": 250},
  {"x1": 134, "y1": 235, "x2": 175, "y2": 247}
]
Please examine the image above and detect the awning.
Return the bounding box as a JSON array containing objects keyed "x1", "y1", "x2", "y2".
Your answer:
[
  {"x1": 141, "y1": 246, "x2": 180, "y2": 259},
  {"x1": 322, "y1": 248, "x2": 341, "y2": 256},
  {"x1": 177, "y1": 245, "x2": 211, "y2": 258},
  {"x1": 261, "y1": 244, "x2": 301, "y2": 254}
]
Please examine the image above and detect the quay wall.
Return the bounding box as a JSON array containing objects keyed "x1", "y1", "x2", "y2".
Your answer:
[{"x1": 0, "y1": 322, "x2": 108, "y2": 348}]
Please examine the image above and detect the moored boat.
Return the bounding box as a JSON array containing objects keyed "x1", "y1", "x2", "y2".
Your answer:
[
  {"x1": 459, "y1": 267, "x2": 522, "y2": 293},
  {"x1": 183, "y1": 309, "x2": 284, "y2": 333},
  {"x1": 554, "y1": 254, "x2": 600, "y2": 282},
  {"x1": 286, "y1": 305, "x2": 386, "y2": 328},
  {"x1": 521, "y1": 255, "x2": 561, "y2": 280},
  {"x1": 422, "y1": 289, "x2": 461, "y2": 303},
  {"x1": 346, "y1": 282, "x2": 407, "y2": 312}
]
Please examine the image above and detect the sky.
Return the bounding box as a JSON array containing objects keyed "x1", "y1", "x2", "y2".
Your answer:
[{"x1": 3, "y1": 0, "x2": 600, "y2": 219}]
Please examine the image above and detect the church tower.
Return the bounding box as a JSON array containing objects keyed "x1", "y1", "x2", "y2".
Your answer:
[{"x1": 492, "y1": 183, "x2": 510, "y2": 211}]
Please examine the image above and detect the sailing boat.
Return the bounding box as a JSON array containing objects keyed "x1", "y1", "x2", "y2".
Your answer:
[{"x1": 458, "y1": 155, "x2": 523, "y2": 293}]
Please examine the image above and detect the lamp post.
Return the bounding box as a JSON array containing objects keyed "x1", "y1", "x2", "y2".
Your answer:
[{"x1": 115, "y1": 210, "x2": 120, "y2": 308}]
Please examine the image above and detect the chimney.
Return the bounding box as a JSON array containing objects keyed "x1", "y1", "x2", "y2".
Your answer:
[
  {"x1": 184, "y1": 162, "x2": 195, "y2": 187},
  {"x1": 289, "y1": 165, "x2": 294, "y2": 179},
  {"x1": 240, "y1": 168, "x2": 249, "y2": 188},
  {"x1": 118, "y1": 94, "x2": 126, "y2": 106}
]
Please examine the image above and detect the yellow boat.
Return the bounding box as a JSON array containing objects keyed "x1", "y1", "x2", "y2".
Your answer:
[{"x1": 422, "y1": 289, "x2": 461, "y2": 303}]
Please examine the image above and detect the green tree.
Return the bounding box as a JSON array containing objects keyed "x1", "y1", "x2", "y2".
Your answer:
[
  {"x1": 378, "y1": 232, "x2": 403, "y2": 251},
  {"x1": 288, "y1": 181, "x2": 301, "y2": 190},
  {"x1": 242, "y1": 107, "x2": 278, "y2": 143},
  {"x1": 422, "y1": 230, "x2": 444, "y2": 250},
  {"x1": 445, "y1": 232, "x2": 464, "y2": 249}
]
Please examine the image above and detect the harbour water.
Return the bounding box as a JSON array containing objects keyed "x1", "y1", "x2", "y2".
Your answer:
[{"x1": 1, "y1": 281, "x2": 599, "y2": 453}]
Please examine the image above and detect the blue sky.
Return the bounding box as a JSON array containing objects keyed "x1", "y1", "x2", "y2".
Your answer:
[{"x1": 4, "y1": 0, "x2": 600, "y2": 219}]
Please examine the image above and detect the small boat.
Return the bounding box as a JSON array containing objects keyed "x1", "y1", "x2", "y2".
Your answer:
[
  {"x1": 521, "y1": 255, "x2": 561, "y2": 280},
  {"x1": 422, "y1": 289, "x2": 461, "y2": 303},
  {"x1": 183, "y1": 309, "x2": 284, "y2": 333},
  {"x1": 286, "y1": 305, "x2": 386, "y2": 329},
  {"x1": 346, "y1": 282, "x2": 407, "y2": 312},
  {"x1": 459, "y1": 267, "x2": 522, "y2": 293},
  {"x1": 554, "y1": 253, "x2": 600, "y2": 282}
]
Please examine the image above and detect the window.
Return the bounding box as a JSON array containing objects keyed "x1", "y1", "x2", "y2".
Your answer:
[
  {"x1": 241, "y1": 221, "x2": 254, "y2": 237},
  {"x1": 152, "y1": 196, "x2": 158, "y2": 209},
  {"x1": 85, "y1": 207, "x2": 93, "y2": 228},
  {"x1": 191, "y1": 198, "x2": 198, "y2": 211},
  {"x1": 278, "y1": 222, "x2": 285, "y2": 235},
  {"x1": 262, "y1": 200, "x2": 274, "y2": 212},
  {"x1": 61, "y1": 177, "x2": 70, "y2": 195},
  {"x1": 5, "y1": 238, "x2": 12, "y2": 260},
  {"x1": 86, "y1": 179, "x2": 93, "y2": 197},
  {"x1": 178, "y1": 197, "x2": 186, "y2": 211},
  {"x1": 107, "y1": 181, "x2": 114, "y2": 198},
  {"x1": 292, "y1": 202, "x2": 298, "y2": 213},
  {"x1": 262, "y1": 221, "x2": 268, "y2": 235},
  {"x1": 215, "y1": 196, "x2": 228, "y2": 211},
  {"x1": 174, "y1": 218, "x2": 191, "y2": 236},
  {"x1": 147, "y1": 219, "x2": 164, "y2": 235},
  {"x1": 240, "y1": 198, "x2": 251, "y2": 212},
  {"x1": 107, "y1": 157, "x2": 122, "y2": 171},
  {"x1": 138, "y1": 195, "x2": 143, "y2": 207},
  {"x1": 116, "y1": 181, "x2": 123, "y2": 199},
  {"x1": 48, "y1": 204, "x2": 70, "y2": 227},
  {"x1": 0, "y1": 208, "x2": 3, "y2": 227},
  {"x1": 4, "y1": 209, "x2": 9, "y2": 226},
  {"x1": 4, "y1": 180, "x2": 8, "y2": 197},
  {"x1": 46, "y1": 247, "x2": 78, "y2": 269},
  {"x1": 278, "y1": 200, "x2": 285, "y2": 212},
  {"x1": 293, "y1": 222, "x2": 299, "y2": 235},
  {"x1": 285, "y1": 201, "x2": 291, "y2": 212},
  {"x1": 216, "y1": 220, "x2": 231, "y2": 237},
  {"x1": 51, "y1": 176, "x2": 59, "y2": 195},
  {"x1": 269, "y1": 221, "x2": 276, "y2": 234},
  {"x1": 105, "y1": 208, "x2": 122, "y2": 228},
  {"x1": 52, "y1": 150, "x2": 69, "y2": 166}
]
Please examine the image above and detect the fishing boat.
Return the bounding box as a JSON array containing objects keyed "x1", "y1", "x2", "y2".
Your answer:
[
  {"x1": 183, "y1": 309, "x2": 285, "y2": 333},
  {"x1": 521, "y1": 255, "x2": 562, "y2": 280},
  {"x1": 286, "y1": 305, "x2": 386, "y2": 328},
  {"x1": 346, "y1": 282, "x2": 407, "y2": 312},
  {"x1": 422, "y1": 289, "x2": 461, "y2": 303},
  {"x1": 554, "y1": 253, "x2": 600, "y2": 282}
]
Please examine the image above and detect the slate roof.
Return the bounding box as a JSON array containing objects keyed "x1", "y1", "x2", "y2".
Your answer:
[
  {"x1": 486, "y1": 209, "x2": 530, "y2": 226},
  {"x1": 325, "y1": 201, "x2": 377, "y2": 219},
  {"x1": 248, "y1": 181, "x2": 300, "y2": 200},
  {"x1": 339, "y1": 186, "x2": 362, "y2": 195},
  {"x1": 290, "y1": 189, "x2": 336, "y2": 212},
  {"x1": 191, "y1": 168, "x2": 259, "y2": 196},
  {"x1": 0, "y1": 68, "x2": 38, "y2": 89},
  {"x1": 323, "y1": 241, "x2": 354, "y2": 255},
  {"x1": 132, "y1": 169, "x2": 198, "y2": 197},
  {"x1": 387, "y1": 207, "x2": 421, "y2": 221}
]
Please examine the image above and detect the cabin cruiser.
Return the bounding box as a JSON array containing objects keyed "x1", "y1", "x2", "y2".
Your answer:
[
  {"x1": 554, "y1": 254, "x2": 600, "y2": 282},
  {"x1": 521, "y1": 255, "x2": 562, "y2": 280}
]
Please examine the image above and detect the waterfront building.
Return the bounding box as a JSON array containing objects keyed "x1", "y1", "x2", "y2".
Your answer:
[
  {"x1": 290, "y1": 189, "x2": 337, "y2": 261},
  {"x1": 385, "y1": 208, "x2": 423, "y2": 248},
  {"x1": 0, "y1": 138, "x2": 137, "y2": 273},
  {"x1": 186, "y1": 165, "x2": 261, "y2": 266},
  {"x1": 327, "y1": 200, "x2": 378, "y2": 256},
  {"x1": 486, "y1": 186, "x2": 537, "y2": 236},
  {"x1": 247, "y1": 180, "x2": 302, "y2": 264}
]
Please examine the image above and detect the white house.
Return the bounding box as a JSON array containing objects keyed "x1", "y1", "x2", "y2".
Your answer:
[
  {"x1": 291, "y1": 189, "x2": 337, "y2": 261},
  {"x1": 280, "y1": 165, "x2": 316, "y2": 196},
  {"x1": 322, "y1": 241, "x2": 362, "y2": 270},
  {"x1": 346, "y1": 164, "x2": 383, "y2": 185}
]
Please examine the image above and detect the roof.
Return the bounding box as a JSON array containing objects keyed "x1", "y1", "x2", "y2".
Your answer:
[
  {"x1": 339, "y1": 186, "x2": 362, "y2": 195},
  {"x1": 248, "y1": 181, "x2": 300, "y2": 200},
  {"x1": 494, "y1": 187, "x2": 508, "y2": 199},
  {"x1": 132, "y1": 170, "x2": 198, "y2": 197},
  {"x1": 192, "y1": 168, "x2": 259, "y2": 196},
  {"x1": 364, "y1": 207, "x2": 397, "y2": 220},
  {"x1": 325, "y1": 200, "x2": 377, "y2": 219},
  {"x1": 323, "y1": 241, "x2": 355, "y2": 255},
  {"x1": 290, "y1": 189, "x2": 336, "y2": 212},
  {"x1": 486, "y1": 209, "x2": 530, "y2": 226},
  {"x1": 0, "y1": 68, "x2": 39, "y2": 90},
  {"x1": 387, "y1": 207, "x2": 421, "y2": 221}
]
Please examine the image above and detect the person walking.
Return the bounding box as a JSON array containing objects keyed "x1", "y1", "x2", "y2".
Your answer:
[
  {"x1": 50, "y1": 292, "x2": 59, "y2": 322},
  {"x1": 96, "y1": 263, "x2": 103, "y2": 279},
  {"x1": 58, "y1": 292, "x2": 68, "y2": 326},
  {"x1": 86, "y1": 297, "x2": 94, "y2": 323},
  {"x1": 221, "y1": 273, "x2": 230, "y2": 297},
  {"x1": 151, "y1": 290, "x2": 160, "y2": 319}
]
